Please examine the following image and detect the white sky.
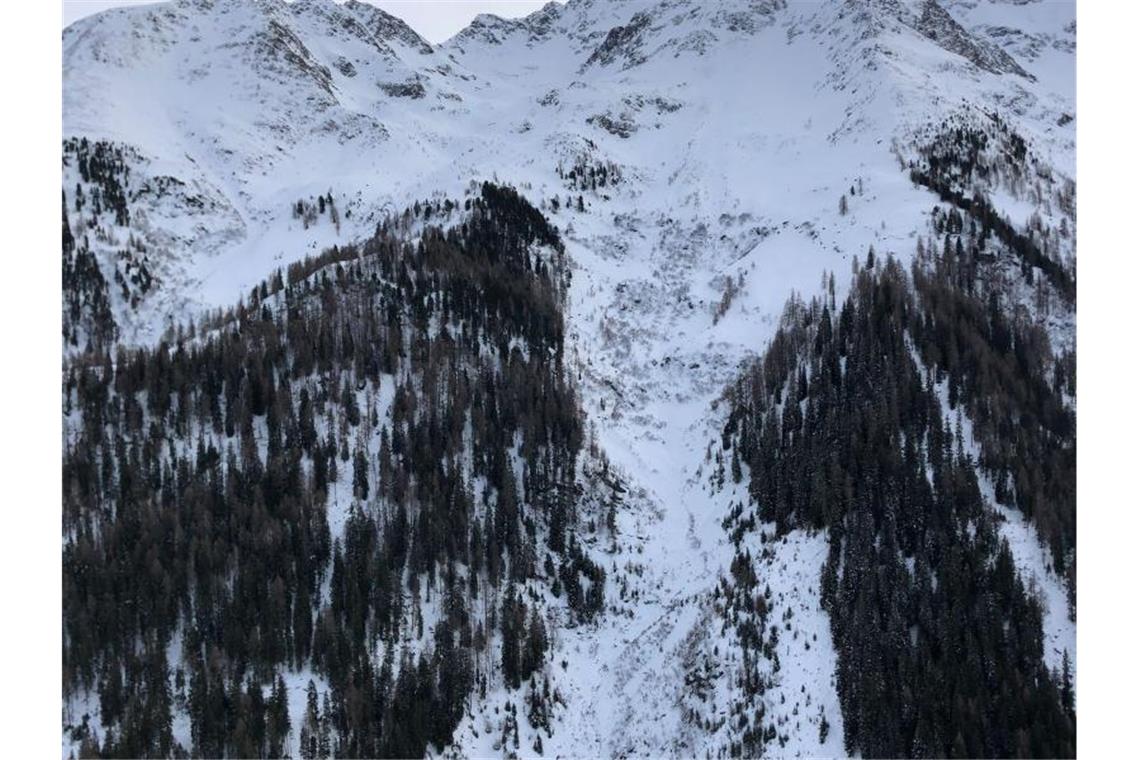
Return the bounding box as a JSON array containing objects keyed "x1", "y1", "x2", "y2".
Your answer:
[{"x1": 61, "y1": 0, "x2": 555, "y2": 44}]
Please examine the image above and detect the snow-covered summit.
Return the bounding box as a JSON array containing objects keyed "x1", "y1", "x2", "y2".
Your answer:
[{"x1": 62, "y1": 0, "x2": 1072, "y2": 302}]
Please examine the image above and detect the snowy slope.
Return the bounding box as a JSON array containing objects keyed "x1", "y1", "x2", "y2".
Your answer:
[
  {"x1": 62, "y1": 0, "x2": 1075, "y2": 756},
  {"x1": 62, "y1": 0, "x2": 1075, "y2": 341}
]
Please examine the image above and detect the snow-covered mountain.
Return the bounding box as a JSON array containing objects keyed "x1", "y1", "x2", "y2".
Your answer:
[
  {"x1": 62, "y1": 0, "x2": 1076, "y2": 757},
  {"x1": 62, "y1": 0, "x2": 1074, "y2": 344}
]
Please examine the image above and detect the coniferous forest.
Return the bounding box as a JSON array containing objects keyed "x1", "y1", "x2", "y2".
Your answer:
[
  {"x1": 62, "y1": 170, "x2": 1078, "y2": 758},
  {"x1": 62, "y1": 176, "x2": 1079, "y2": 758},
  {"x1": 715, "y1": 251, "x2": 1075, "y2": 756},
  {"x1": 700, "y1": 113, "x2": 1078, "y2": 757},
  {"x1": 62, "y1": 184, "x2": 606, "y2": 758}
]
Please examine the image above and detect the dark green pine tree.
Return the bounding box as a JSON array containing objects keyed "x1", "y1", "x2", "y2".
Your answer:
[
  {"x1": 353, "y1": 445, "x2": 369, "y2": 500},
  {"x1": 268, "y1": 674, "x2": 290, "y2": 757},
  {"x1": 1060, "y1": 649, "x2": 1075, "y2": 717},
  {"x1": 501, "y1": 591, "x2": 522, "y2": 689}
]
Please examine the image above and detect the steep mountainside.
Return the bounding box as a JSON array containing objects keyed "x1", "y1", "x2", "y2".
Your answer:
[
  {"x1": 62, "y1": 0, "x2": 1076, "y2": 757},
  {"x1": 61, "y1": 0, "x2": 1075, "y2": 348}
]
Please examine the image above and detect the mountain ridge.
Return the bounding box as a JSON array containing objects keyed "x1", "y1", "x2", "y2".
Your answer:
[{"x1": 62, "y1": 0, "x2": 1074, "y2": 350}]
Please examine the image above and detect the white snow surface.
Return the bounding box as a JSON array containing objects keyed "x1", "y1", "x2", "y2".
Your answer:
[{"x1": 62, "y1": 0, "x2": 1075, "y2": 756}]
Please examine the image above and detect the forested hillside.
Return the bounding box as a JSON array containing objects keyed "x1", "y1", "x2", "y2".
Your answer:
[
  {"x1": 60, "y1": 0, "x2": 1078, "y2": 755},
  {"x1": 713, "y1": 251, "x2": 1075, "y2": 757},
  {"x1": 62, "y1": 184, "x2": 608, "y2": 757}
]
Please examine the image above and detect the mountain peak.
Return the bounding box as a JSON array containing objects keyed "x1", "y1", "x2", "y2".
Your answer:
[
  {"x1": 341, "y1": 0, "x2": 434, "y2": 54},
  {"x1": 913, "y1": 0, "x2": 1032, "y2": 78},
  {"x1": 842, "y1": 0, "x2": 1032, "y2": 79}
]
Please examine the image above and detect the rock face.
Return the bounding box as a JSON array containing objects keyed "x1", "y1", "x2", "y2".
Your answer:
[
  {"x1": 62, "y1": 0, "x2": 1075, "y2": 757},
  {"x1": 583, "y1": 11, "x2": 653, "y2": 70},
  {"x1": 914, "y1": 0, "x2": 1032, "y2": 78}
]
